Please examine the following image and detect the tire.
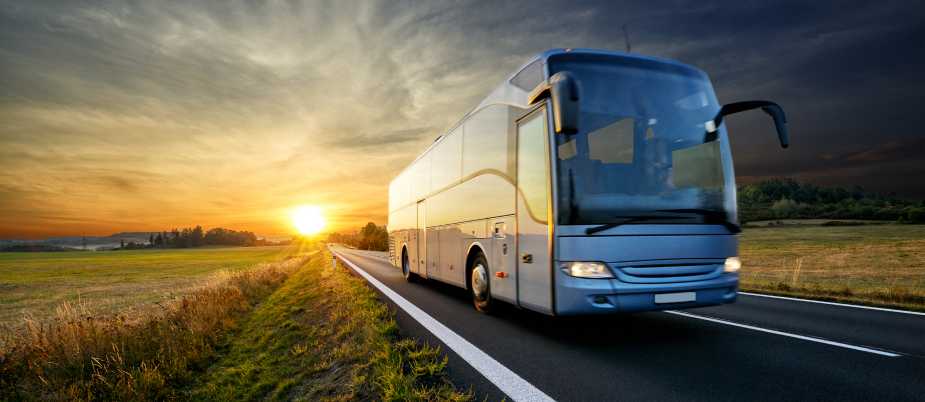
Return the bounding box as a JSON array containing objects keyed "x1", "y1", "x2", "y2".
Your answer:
[
  {"x1": 402, "y1": 250, "x2": 419, "y2": 283},
  {"x1": 469, "y1": 252, "x2": 494, "y2": 313}
]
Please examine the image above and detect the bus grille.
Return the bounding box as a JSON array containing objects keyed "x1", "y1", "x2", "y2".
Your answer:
[{"x1": 612, "y1": 263, "x2": 723, "y2": 284}]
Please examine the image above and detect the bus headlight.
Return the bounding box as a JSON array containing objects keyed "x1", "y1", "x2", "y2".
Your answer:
[
  {"x1": 560, "y1": 262, "x2": 614, "y2": 278},
  {"x1": 724, "y1": 257, "x2": 741, "y2": 273}
]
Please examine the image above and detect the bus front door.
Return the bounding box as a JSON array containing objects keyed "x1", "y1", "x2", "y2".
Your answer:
[{"x1": 516, "y1": 108, "x2": 552, "y2": 314}]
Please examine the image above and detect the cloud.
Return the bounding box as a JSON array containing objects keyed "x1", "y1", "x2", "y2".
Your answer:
[
  {"x1": 1, "y1": 0, "x2": 923, "y2": 237},
  {"x1": 847, "y1": 138, "x2": 925, "y2": 162}
]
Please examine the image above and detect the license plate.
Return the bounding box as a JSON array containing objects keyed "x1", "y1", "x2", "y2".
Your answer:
[{"x1": 655, "y1": 292, "x2": 696, "y2": 304}]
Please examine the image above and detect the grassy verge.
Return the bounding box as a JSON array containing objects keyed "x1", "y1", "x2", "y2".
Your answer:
[
  {"x1": 194, "y1": 252, "x2": 470, "y2": 401},
  {"x1": 738, "y1": 282, "x2": 925, "y2": 312},
  {"x1": 0, "y1": 244, "x2": 317, "y2": 327},
  {"x1": 0, "y1": 253, "x2": 314, "y2": 400},
  {"x1": 739, "y1": 224, "x2": 925, "y2": 311}
]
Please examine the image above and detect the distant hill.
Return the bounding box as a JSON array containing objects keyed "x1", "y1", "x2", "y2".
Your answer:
[
  {"x1": 0, "y1": 244, "x2": 84, "y2": 252},
  {"x1": 0, "y1": 232, "x2": 153, "y2": 245},
  {"x1": 738, "y1": 178, "x2": 924, "y2": 223}
]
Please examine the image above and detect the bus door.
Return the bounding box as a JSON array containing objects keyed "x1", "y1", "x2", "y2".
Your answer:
[
  {"x1": 516, "y1": 108, "x2": 552, "y2": 314},
  {"x1": 417, "y1": 200, "x2": 427, "y2": 278}
]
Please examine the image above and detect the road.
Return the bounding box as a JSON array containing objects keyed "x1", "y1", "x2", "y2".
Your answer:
[{"x1": 329, "y1": 245, "x2": 925, "y2": 401}]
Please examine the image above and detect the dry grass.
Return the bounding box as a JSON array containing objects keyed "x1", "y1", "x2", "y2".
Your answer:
[
  {"x1": 0, "y1": 254, "x2": 314, "y2": 401},
  {"x1": 195, "y1": 251, "x2": 471, "y2": 401},
  {"x1": 739, "y1": 224, "x2": 925, "y2": 310}
]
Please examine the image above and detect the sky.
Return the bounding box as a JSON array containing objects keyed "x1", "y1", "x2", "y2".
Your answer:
[{"x1": 1, "y1": 0, "x2": 923, "y2": 239}]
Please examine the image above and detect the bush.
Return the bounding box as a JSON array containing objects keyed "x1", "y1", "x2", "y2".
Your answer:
[
  {"x1": 821, "y1": 221, "x2": 862, "y2": 227},
  {"x1": 909, "y1": 208, "x2": 925, "y2": 224}
]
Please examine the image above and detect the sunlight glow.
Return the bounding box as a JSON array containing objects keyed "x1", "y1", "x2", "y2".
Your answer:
[{"x1": 293, "y1": 206, "x2": 325, "y2": 234}]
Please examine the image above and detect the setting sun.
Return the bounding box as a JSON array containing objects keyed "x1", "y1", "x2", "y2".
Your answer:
[{"x1": 293, "y1": 206, "x2": 325, "y2": 235}]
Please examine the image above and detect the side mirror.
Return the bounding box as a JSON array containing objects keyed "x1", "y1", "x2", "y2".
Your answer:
[
  {"x1": 528, "y1": 71, "x2": 581, "y2": 135},
  {"x1": 706, "y1": 100, "x2": 789, "y2": 148}
]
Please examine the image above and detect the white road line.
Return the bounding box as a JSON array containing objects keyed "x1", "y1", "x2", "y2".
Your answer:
[
  {"x1": 332, "y1": 249, "x2": 556, "y2": 402},
  {"x1": 740, "y1": 292, "x2": 925, "y2": 316},
  {"x1": 665, "y1": 310, "x2": 902, "y2": 357}
]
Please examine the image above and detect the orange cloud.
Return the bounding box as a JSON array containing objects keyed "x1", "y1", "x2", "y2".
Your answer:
[{"x1": 847, "y1": 138, "x2": 925, "y2": 162}]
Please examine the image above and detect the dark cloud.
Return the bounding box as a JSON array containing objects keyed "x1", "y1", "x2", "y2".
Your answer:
[{"x1": 104, "y1": 176, "x2": 138, "y2": 192}]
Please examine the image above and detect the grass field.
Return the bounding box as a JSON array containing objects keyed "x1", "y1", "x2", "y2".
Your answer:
[
  {"x1": 1, "y1": 250, "x2": 469, "y2": 400},
  {"x1": 0, "y1": 244, "x2": 317, "y2": 327},
  {"x1": 739, "y1": 223, "x2": 925, "y2": 309}
]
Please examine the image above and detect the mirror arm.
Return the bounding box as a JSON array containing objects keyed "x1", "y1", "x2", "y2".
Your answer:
[
  {"x1": 528, "y1": 72, "x2": 582, "y2": 135},
  {"x1": 706, "y1": 100, "x2": 789, "y2": 148}
]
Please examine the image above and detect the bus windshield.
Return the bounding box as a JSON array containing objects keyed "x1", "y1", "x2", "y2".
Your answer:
[{"x1": 548, "y1": 54, "x2": 737, "y2": 227}]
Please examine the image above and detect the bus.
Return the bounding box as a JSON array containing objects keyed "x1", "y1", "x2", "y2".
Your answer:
[{"x1": 387, "y1": 49, "x2": 789, "y2": 315}]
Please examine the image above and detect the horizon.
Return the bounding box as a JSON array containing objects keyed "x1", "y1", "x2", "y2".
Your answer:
[
  {"x1": 2, "y1": 1, "x2": 922, "y2": 239},
  {"x1": 4, "y1": 176, "x2": 919, "y2": 241}
]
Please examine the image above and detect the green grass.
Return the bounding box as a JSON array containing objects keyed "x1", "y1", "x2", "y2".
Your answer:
[
  {"x1": 0, "y1": 253, "x2": 315, "y2": 401},
  {"x1": 195, "y1": 253, "x2": 470, "y2": 401},
  {"x1": 739, "y1": 224, "x2": 925, "y2": 310},
  {"x1": 0, "y1": 244, "x2": 317, "y2": 327}
]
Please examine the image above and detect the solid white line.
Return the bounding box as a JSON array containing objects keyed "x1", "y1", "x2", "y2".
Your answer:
[
  {"x1": 740, "y1": 292, "x2": 925, "y2": 317},
  {"x1": 665, "y1": 310, "x2": 902, "y2": 357},
  {"x1": 332, "y1": 249, "x2": 556, "y2": 402}
]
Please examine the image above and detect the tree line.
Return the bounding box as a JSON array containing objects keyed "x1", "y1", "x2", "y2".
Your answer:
[
  {"x1": 147, "y1": 226, "x2": 259, "y2": 248},
  {"x1": 322, "y1": 179, "x2": 924, "y2": 253},
  {"x1": 327, "y1": 222, "x2": 389, "y2": 251},
  {"x1": 123, "y1": 226, "x2": 304, "y2": 250},
  {"x1": 738, "y1": 178, "x2": 924, "y2": 223}
]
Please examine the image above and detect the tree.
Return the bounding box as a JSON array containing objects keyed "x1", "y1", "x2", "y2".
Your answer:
[
  {"x1": 120, "y1": 239, "x2": 124, "y2": 249},
  {"x1": 191, "y1": 225, "x2": 203, "y2": 247},
  {"x1": 149, "y1": 233, "x2": 155, "y2": 244},
  {"x1": 179, "y1": 228, "x2": 191, "y2": 247},
  {"x1": 154, "y1": 233, "x2": 164, "y2": 246}
]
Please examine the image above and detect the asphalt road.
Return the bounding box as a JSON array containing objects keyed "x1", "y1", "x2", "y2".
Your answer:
[{"x1": 329, "y1": 245, "x2": 925, "y2": 401}]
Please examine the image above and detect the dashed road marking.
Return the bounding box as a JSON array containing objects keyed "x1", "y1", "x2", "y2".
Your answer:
[{"x1": 666, "y1": 310, "x2": 902, "y2": 357}]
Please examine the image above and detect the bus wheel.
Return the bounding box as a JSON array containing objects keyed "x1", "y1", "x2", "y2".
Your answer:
[
  {"x1": 402, "y1": 251, "x2": 419, "y2": 283},
  {"x1": 470, "y1": 253, "x2": 494, "y2": 313}
]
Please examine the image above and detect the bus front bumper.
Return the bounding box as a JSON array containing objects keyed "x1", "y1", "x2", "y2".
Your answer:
[{"x1": 554, "y1": 271, "x2": 739, "y2": 315}]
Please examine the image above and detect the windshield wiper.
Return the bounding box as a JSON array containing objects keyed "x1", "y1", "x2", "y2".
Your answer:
[
  {"x1": 585, "y1": 216, "x2": 692, "y2": 235},
  {"x1": 655, "y1": 209, "x2": 741, "y2": 233}
]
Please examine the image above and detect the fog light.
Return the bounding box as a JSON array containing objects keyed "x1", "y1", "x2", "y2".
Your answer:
[
  {"x1": 724, "y1": 257, "x2": 741, "y2": 273},
  {"x1": 560, "y1": 262, "x2": 615, "y2": 278},
  {"x1": 593, "y1": 296, "x2": 609, "y2": 304}
]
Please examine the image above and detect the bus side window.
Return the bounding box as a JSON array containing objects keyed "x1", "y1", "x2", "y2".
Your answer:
[
  {"x1": 463, "y1": 105, "x2": 509, "y2": 178},
  {"x1": 411, "y1": 152, "x2": 432, "y2": 201},
  {"x1": 510, "y1": 59, "x2": 543, "y2": 91},
  {"x1": 431, "y1": 126, "x2": 462, "y2": 191}
]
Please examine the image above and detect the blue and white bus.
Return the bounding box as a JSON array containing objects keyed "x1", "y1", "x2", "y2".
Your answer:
[{"x1": 388, "y1": 49, "x2": 788, "y2": 315}]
